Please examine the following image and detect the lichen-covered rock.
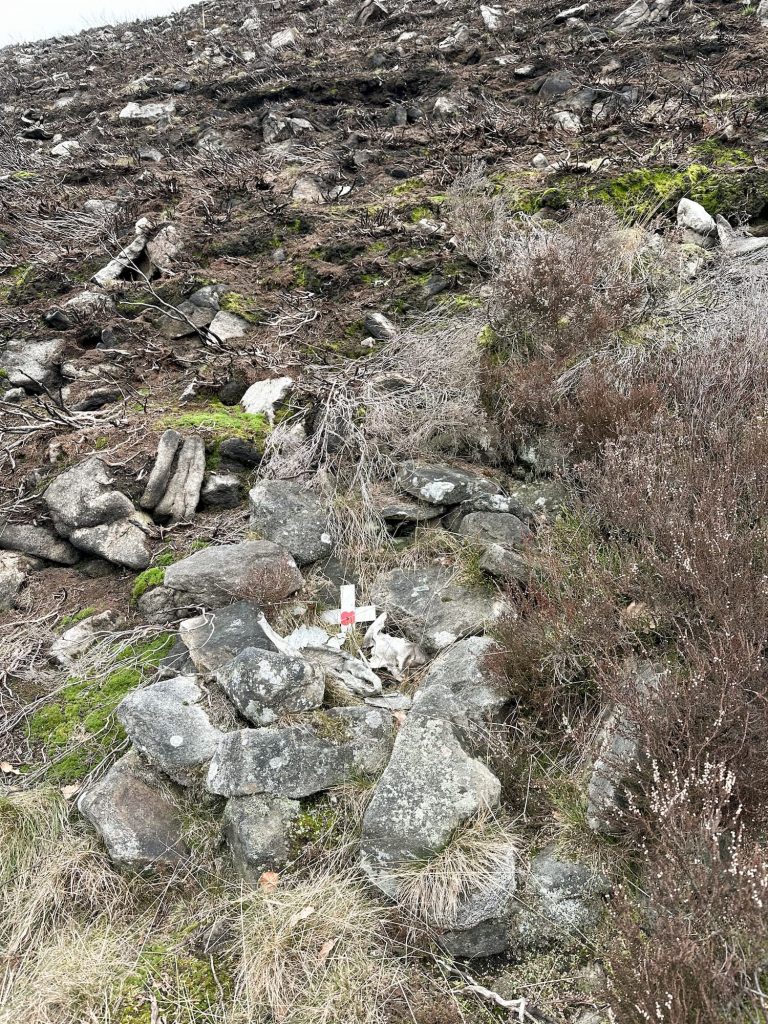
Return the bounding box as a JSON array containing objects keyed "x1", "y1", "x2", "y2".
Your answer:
[
  {"x1": 216, "y1": 647, "x2": 325, "y2": 726},
  {"x1": 207, "y1": 708, "x2": 394, "y2": 798},
  {"x1": 117, "y1": 675, "x2": 222, "y2": 785},
  {"x1": 0, "y1": 338, "x2": 65, "y2": 391},
  {"x1": 361, "y1": 716, "x2": 500, "y2": 881},
  {"x1": 395, "y1": 461, "x2": 502, "y2": 506},
  {"x1": 0, "y1": 551, "x2": 39, "y2": 610},
  {"x1": 69, "y1": 514, "x2": 153, "y2": 570},
  {"x1": 371, "y1": 565, "x2": 507, "y2": 653},
  {"x1": 0, "y1": 522, "x2": 80, "y2": 565},
  {"x1": 163, "y1": 541, "x2": 303, "y2": 608},
  {"x1": 411, "y1": 636, "x2": 508, "y2": 737},
  {"x1": 178, "y1": 602, "x2": 278, "y2": 673},
  {"x1": 458, "y1": 512, "x2": 531, "y2": 550},
  {"x1": 438, "y1": 846, "x2": 518, "y2": 959},
  {"x1": 77, "y1": 751, "x2": 189, "y2": 870},
  {"x1": 44, "y1": 458, "x2": 134, "y2": 534},
  {"x1": 222, "y1": 794, "x2": 300, "y2": 881},
  {"x1": 248, "y1": 479, "x2": 332, "y2": 566},
  {"x1": 153, "y1": 435, "x2": 206, "y2": 522}
]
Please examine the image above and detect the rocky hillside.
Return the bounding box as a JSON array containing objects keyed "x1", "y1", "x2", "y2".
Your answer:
[{"x1": 3, "y1": 1, "x2": 768, "y2": 1023}]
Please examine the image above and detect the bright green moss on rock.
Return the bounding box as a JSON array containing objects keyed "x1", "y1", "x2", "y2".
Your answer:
[
  {"x1": 131, "y1": 567, "x2": 166, "y2": 603},
  {"x1": 163, "y1": 400, "x2": 269, "y2": 445}
]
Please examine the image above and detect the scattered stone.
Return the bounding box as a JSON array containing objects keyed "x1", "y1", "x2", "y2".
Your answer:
[
  {"x1": 49, "y1": 610, "x2": 120, "y2": 665},
  {"x1": 240, "y1": 376, "x2": 294, "y2": 422},
  {"x1": 396, "y1": 462, "x2": 501, "y2": 506},
  {"x1": 0, "y1": 551, "x2": 39, "y2": 610},
  {"x1": 478, "y1": 544, "x2": 529, "y2": 583},
  {"x1": 163, "y1": 541, "x2": 303, "y2": 608},
  {"x1": 586, "y1": 711, "x2": 641, "y2": 835},
  {"x1": 249, "y1": 480, "x2": 332, "y2": 567},
  {"x1": 222, "y1": 794, "x2": 300, "y2": 881},
  {"x1": 207, "y1": 707, "x2": 394, "y2": 798},
  {"x1": 371, "y1": 565, "x2": 506, "y2": 653},
  {"x1": 439, "y1": 846, "x2": 517, "y2": 958},
  {"x1": 140, "y1": 429, "x2": 183, "y2": 510},
  {"x1": 458, "y1": 511, "x2": 532, "y2": 550},
  {"x1": 361, "y1": 715, "x2": 500, "y2": 880},
  {"x1": 0, "y1": 338, "x2": 65, "y2": 391},
  {"x1": 117, "y1": 675, "x2": 222, "y2": 785},
  {"x1": 270, "y1": 27, "x2": 297, "y2": 48},
  {"x1": 363, "y1": 312, "x2": 397, "y2": 341},
  {"x1": 511, "y1": 846, "x2": 609, "y2": 949},
  {"x1": 119, "y1": 99, "x2": 175, "y2": 120},
  {"x1": 153, "y1": 436, "x2": 206, "y2": 522},
  {"x1": 208, "y1": 310, "x2": 250, "y2": 343},
  {"x1": 50, "y1": 140, "x2": 81, "y2": 157},
  {"x1": 480, "y1": 4, "x2": 504, "y2": 30},
  {"x1": 677, "y1": 197, "x2": 716, "y2": 246},
  {"x1": 68, "y1": 515, "x2": 153, "y2": 570},
  {"x1": 554, "y1": 110, "x2": 582, "y2": 133},
  {"x1": 716, "y1": 215, "x2": 768, "y2": 256},
  {"x1": 179, "y1": 601, "x2": 278, "y2": 674},
  {"x1": 200, "y1": 472, "x2": 241, "y2": 509},
  {"x1": 146, "y1": 223, "x2": 182, "y2": 273},
  {"x1": 411, "y1": 636, "x2": 507, "y2": 737},
  {"x1": 433, "y1": 95, "x2": 461, "y2": 118},
  {"x1": 292, "y1": 175, "x2": 327, "y2": 203},
  {"x1": 78, "y1": 751, "x2": 189, "y2": 870},
  {"x1": 216, "y1": 647, "x2": 325, "y2": 726},
  {"x1": 377, "y1": 496, "x2": 446, "y2": 523},
  {"x1": 0, "y1": 522, "x2": 79, "y2": 565}
]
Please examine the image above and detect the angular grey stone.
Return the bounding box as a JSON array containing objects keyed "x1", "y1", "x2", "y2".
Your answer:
[
  {"x1": 92, "y1": 232, "x2": 148, "y2": 287},
  {"x1": 249, "y1": 480, "x2": 332, "y2": 566},
  {"x1": 140, "y1": 429, "x2": 183, "y2": 509},
  {"x1": 179, "y1": 602, "x2": 278, "y2": 674},
  {"x1": 69, "y1": 514, "x2": 153, "y2": 570},
  {"x1": 201, "y1": 472, "x2": 241, "y2": 509},
  {"x1": 509, "y1": 846, "x2": 609, "y2": 950},
  {"x1": 587, "y1": 712, "x2": 641, "y2": 835},
  {"x1": 478, "y1": 543, "x2": 529, "y2": 583},
  {"x1": 208, "y1": 310, "x2": 249, "y2": 343},
  {"x1": 612, "y1": 0, "x2": 650, "y2": 32},
  {"x1": 0, "y1": 522, "x2": 79, "y2": 565},
  {"x1": 443, "y1": 483, "x2": 566, "y2": 530},
  {"x1": 396, "y1": 462, "x2": 502, "y2": 506},
  {"x1": 117, "y1": 675, "x2": 222, "y2": 785},
  {"x1": 164, "y1": 541, "x2": 303, "y2": 608},
  {"x1": 78, "y1": 751, "x2": 189, "y2": 870},
  {"x1": 677, "y1": 198, "x2": 715, "y2": 237},
  {"x1": 0, "y1": 551, "x2": 39, "y2": 610},
  {"x1": 0, "y1": 338, "x2": 65, "y2": 391},
  {"x1": 411, "y1": 636, "x2": 507, "y2": 738},
  {"x1": 458, "y1": 511, "x2": 532, "y2": 549},
  {"x1": 438, "y1": 846, "x2": 517, "y2": 958},
  {"x1": 363, "y1": 311, "x2": 397, "y2": 341},
  {"x1": 44, "y1": 458, "x2": 135, "y2": 534},
  {"x1": 361, "y1": 715, "x2": 500, "y2": 878},
  {"x1": 216, "y1": 647, "x2": 325, "y2": 726},
  {"x1": 219, "y1": 437, "x2": 261, "y2": 467},
  {"x1": 377, "y1": 496, "x2": 445, "y2": 523},
  {"x1": 222, "y1": 794, "x2": 300, "y2": 881},
  {"x1": 154, "y1": 436, "x2": 206, "y2": 521},
  {"x1": 716, "y1": 214, "x2": 768, "y2": 257},
  {"x1": 371, "y1": 565, "x2": 507, "y2": 653},
  {"x1": 207, "y1": 708, "x2": 394, "y2": 798}
]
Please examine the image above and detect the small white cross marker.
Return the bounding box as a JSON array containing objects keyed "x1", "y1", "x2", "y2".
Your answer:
[{"x1": 322, "y1": 584, "x2": 377, "y2": 636}]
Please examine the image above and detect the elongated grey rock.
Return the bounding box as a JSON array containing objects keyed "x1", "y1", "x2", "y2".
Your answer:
[
  {"x1": 154, "y1": 436, "x2": 206, "y2": 521},
  {"x1": 140, "y1": 429, "x2": 182, "y2": 509}
]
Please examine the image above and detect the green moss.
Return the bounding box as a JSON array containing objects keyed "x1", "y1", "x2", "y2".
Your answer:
[
  {"x1": 409, "y1": 205, "x2": 433, "y2": 223},
  {"x1": 26, "y1": 634, "x2": 173, "y2": 782},
  {"x1": 163, "y1": 400, "x2": 269, "y2": 446},
  {"x1": 691, "y1": 139, "x2": 753, "y2": 167},
  {"x1": 219, "y1": 292, "x2": 265, "y2": 324},
  {"x1": 131, "y1": 567, "x2": 166, "y2": 602},
  {"x1": 59, "y1": 607, "x2": 96, "y2": 630},
  {"x1": 10, "y1": 170, "x2": 36, "y2": 181},
  {"x1": 119, "y1": 947, "x2": 229, "y2": 1024},
  {"x1": 392, "y1": 177, "x2": 425, "y2": 196},
  {"x1": 307, "y1": 710, "x2": 353, "y2": 744}
]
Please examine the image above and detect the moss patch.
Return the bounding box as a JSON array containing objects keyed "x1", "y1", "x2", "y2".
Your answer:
[
  {"x1": 131, "y1": 567, "x2": 166, "y2": 603},
  {"x1": 26, "y1": 634, "x2": 173, "y2": 782},
  {"x1": 163, "y1": 400, "x2": 269, "y2": 445}
]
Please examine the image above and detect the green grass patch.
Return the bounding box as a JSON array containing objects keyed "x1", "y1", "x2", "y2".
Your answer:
[{"x1": 163, "y1": 400, "x2": 269, "y2": 445}]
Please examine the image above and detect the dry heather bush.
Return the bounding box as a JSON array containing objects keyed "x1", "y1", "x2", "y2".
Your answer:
[
  {"x1": 229, "y1": 869, "x2": 405, "y2": 1024},
  {"x1": 607, "y1": 762, "x2": 768, "y2": 1024},
  {"x1": 443, "y1": 163, "x2": 510, "y2": 271},
  {"x1": 391, "y1": 810, "x2": 517, "y2": 929}
]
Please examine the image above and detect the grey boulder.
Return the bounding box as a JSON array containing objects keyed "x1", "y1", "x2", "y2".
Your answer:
[
  {"x1": 69, "y1": 515, "x2": 153, "y2": 570},
  {"x1": 371, "y1": 565, "x2": 507, "y2": 653},
  {"x1": 438, "y1": 846, "x2": 518, "y2": 959},
  {"x1": 117, "y1": 675, "x2": 222, "y2": 785},
  {"x1": 0, "y1": 338, "x2": 65, "y2": 390},
  {"x1": 45, "y1": 459, "x2": 132, "y2": 535},
  {"x1": 395, "y1": 461, "x2": 501, "y2": 506},
  {"x1": 0, "y1": 551, "x2": 40, "y2": 610},
  {"x1": 222, "y1": 794, "x2": 300, "y2": 881},
  {"x1": 153, "y1": 436, "x2": 206, "y2": 522},
  {"x1": 201, "y1": 472, "x2": 241, "y2": 509},
  {"x1": 361, "y1": 715, "x2": 500, "y2": 880},
  {"x1": 178, "y1": 602, "x2": 278, "y2": 673},
  {"x1": 0, "y1": 522, "x2": 79, "y2": 565},
  {"x1": 249, "y1": 480, "x2": 332, "y2": 566},
  {"x1": 216, "y1": 647, "x2": 325, "y2": 726},
  {"x1": 458, "y1": 511, "x2": 532, "y2": 549},
  {"x1": 163, "y1": 541, "x2": 303, "y2": 608},
  {"x1": 78, "y1": 751, "x2": 189, "y2": 870},
  {"x1": 207, "y1": 707, "x2": 394, "y2": 798},
  {"x1": 411, "y1": 636, "x2": 508, "y2": 738}
]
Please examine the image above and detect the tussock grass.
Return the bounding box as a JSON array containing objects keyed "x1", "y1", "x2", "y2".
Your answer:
[
  {"x1": 392, "y1": 811, "x2": 518, "y2": 929},
  {"x1": 228, "y1": 868, "x2": 404, "y2": 1024}
]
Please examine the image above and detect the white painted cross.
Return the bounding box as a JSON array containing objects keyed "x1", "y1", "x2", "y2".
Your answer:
[{"x1": 321, "y1": 584, "x2": 377, "y2": 636}]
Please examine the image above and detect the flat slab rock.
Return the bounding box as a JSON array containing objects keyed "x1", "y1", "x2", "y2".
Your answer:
[
  {"x1": 207, "y1": 707, "x2": 394, "y2": 798},
  {"x1": 163, "y1": 540, "x2": 303, "y2": 608},
  {"x1": 216, "y1": 646, "x2": 325, "y2": 726},
  {"x1": 361, "y1": 715, "x2": 500, "y2": 882},
  {"x1": 179, "y1": 601, "x2": 277, "y2": 673},
  {"x1": 395, "y1": 461, "x2": 502, "y2": 506},
  {"x1": 371, "y1": 565, "x2": 507, "y2": 653},
  {"x1": 78, "y1": 751, "x2": 189, "y2": 870},
  {"x1": 0, "y1": 522, "x2": 80, "y2": 565},
  {"x1": 117, "y1": 675, "x2": 222, "y2": 785}
]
